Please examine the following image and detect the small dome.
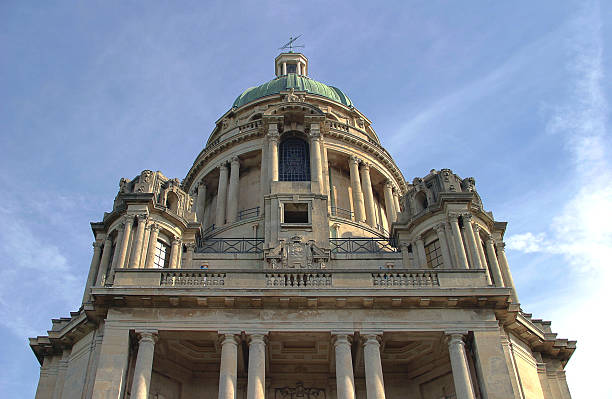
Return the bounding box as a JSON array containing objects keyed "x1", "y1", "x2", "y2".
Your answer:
[{"x1": 232, "y1": 74, "x2": 353, "y2": 108}]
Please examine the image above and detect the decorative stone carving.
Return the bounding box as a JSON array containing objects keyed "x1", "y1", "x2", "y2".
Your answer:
[
  {"x1": 265, "y1": 236, "x2": 329, "y2": 269},
  {"x1": 275, "y1": 382, "x2": 325, "y2": 398},
  {"x1": 283, "y1": 88, "x2": 305, "y2": 103}
]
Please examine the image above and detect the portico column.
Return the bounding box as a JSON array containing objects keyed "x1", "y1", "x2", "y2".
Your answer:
[
  {"x1": 392, "y1": 188, "x2": 401, "y2": 215},
  {"x1": 117, "y1": 216, "x2": 134, "y2": 268},
  {"x1": 496, "y1": 241, "x2": 519, "y2": 303},
  {"x1": 82, "y1": 241, "x2": 103, "y2": 304},
  {"x1": 246, "y1": 333, "x2": 266, "y2": 399},
  {"x1": 461, "y1": 213, "x2": 482, "y2": 270},
  {"x1": 196, "y1": 181, "x2": 207, "y2": 223},
  {"x1": 218, "y1": 333, "x2": 240, "y2": 399},
  {"x1": 383, "y1": 181, "x2": 396, "y2": 228},
  {"x1": 415, "y1": 235, "x2": 427, "y2": 268},
  {"x1": 473, "y1": 225, "x2": 492, "y2": 284},
  {"x1": 144, "y1": 224, "x2": 160, "y2": 269},
  {"x1": 349, "y1": 156, "x2": 366, "y2": 223},
  {"x1": 360, "y1": 162, "x2": 376, "y2": 227},
  {"x1": 310, "y1": 125, "x2": 324, "y2": 194},
  {"x1": 333, "y1": 334, "x2": 356, "y2": 399},
  {"x1": 95, "y1": 237, "x2": 113, "y2": 286},
  {"x1": 434, "y1": 224, "x2": 453, "y2": 268},
  {"x1": 484, "y1": 236, "x2": 505, "y2": 287},
  {"x1": 227, "y1": 156, "x2": 240, "y2": 223},
  {"x1": 447, "y1": 333, "x2": 476, "y2": 399},
  {"x1": 169, "y1": 236, "x2": 180, "y2": 269},
  {"x1": 448, "y1": 213, "x2": 469, "y2": 269},
  {"x1": 216, "y1": 162, "x2": 229, "y2": 226},
  {"x1": 363, "y1": 334, "x2": 386, "y2": 399},
  {"x1": 129, "y1": 214, "x2": 147, "y2": 268},
  {"x1": 130, "y1": 331, "x2": 158, "y2": 399},
  {"x1": 268, "y1": 125, "x2": 280, "y2": 182}
]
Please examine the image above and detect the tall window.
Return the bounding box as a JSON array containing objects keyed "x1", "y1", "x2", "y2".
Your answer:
[
  {"x1": 425, "y1": 239, "x2": 443, "y2": 268},
  {"x1": 153, "y1": 240, "x2": 171, "y2": 269},
  {"x1": 279, "y1": 137, "x2": 310, "y2": 181}
]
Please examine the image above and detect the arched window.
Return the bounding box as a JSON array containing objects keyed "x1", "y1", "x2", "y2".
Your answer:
[{"x1": 279, "y1": 137, "x2": 310, "y2": 181}]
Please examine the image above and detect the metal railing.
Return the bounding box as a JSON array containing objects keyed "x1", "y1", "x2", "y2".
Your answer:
[
  {"x1": 195, "y1": 238, "x2": 264, "y2": 253},
  {"x1": 202, "y1": 224, "x2": 215, "y2": 237},
  {"x1": 160, "y1": 271, "x2": 225, "y2": 287},
  {"x1": 238, "y1": 206, "x2": 260, "y2": 220},
  {"x1": 330, "y1": 206, "x2": 353, "y2": 220},
  {"x1": 266, "y1": 272, "x2": 332, "y2": 288},
  {"x1": 372, "y1": 272, "x2": 439, "y2": 287},
  {"x1": 330, "y1": 237, "x2": 398, "y2": 253}
]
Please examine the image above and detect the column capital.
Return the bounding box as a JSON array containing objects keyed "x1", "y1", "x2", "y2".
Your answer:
[
  {"x1": 135, "y1": 330, "x2": 159, "y2": 344},
  {"x1": 445, "y1": 331, "x2": 468, "y2": 346},
  {"x1": 415, "y1": 234, "x2": 424, "y2": 242},
  {"x1": 472, "y1": 224, "x2": 481, "y2": 233},
  {"x1": 495, "y1": 241, "x2": 506, "y2": 251},
  {"x1": 135, "y1": 213, "x2": 148, "y2": 221},
  {"x1": 384, "y1": 180, "x2": 393, "y2": 189},
  {"x1": 231, "y1": 156, "x2": 240, "y2": 165},
  {"x1": 349, "y1": 155, "x2": 360, "y2": 165},
  {"x1": 246, "y1": 332, "x2": 268, "y2": 344},
  {"x1": 123, "y1": 214, "x2": 136, "y2": 223},
  {"x1": 331, "y1": 333, "x2": 353, "y2": 347},
  {"x1": 171, "y1": 236, "x2": 181, "y2": 245},
  {"x1": 219, "y1": 161, "x2": 229, "y2": 169},
  {"x1": 185, "y1": 242, "x2": 196, "y2": 250},
  {"x1": 93, "y1": 241, "x2": 103, "y2": 249},
  {"x1": 434, "y1": 223, "x2": 446, "y2": 233},
  {"x1": 219, "y1": 333, "x2": 241, "y2": 347},
  {"x1": 360, "y1": 161, "x2": 371, "y2": 171},
  {"x1": 461, "y1": 212, "x2": 473, "y2": 222},
  {"x1": 362, "y1": 333, "x2": 383, "y2": 347},
  {"x1": 447, "y1": 212, "x2": 461, "y2": 221},
  {"x1": 198, "y1": 179, "x2": 207, "y2": 188}
]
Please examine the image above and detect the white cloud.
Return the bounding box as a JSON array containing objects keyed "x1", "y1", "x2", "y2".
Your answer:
[{"x1": 505, "y1": 1, "x2": 612, "y2": 397}]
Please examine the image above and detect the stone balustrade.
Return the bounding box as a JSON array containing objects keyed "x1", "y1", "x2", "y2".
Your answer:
[
  {"x1": 111, "y1": 268, "x2": 489, "y2": 289},
  {"x1": 372, "y1": 272, "x2": 439, "y2": 287}
]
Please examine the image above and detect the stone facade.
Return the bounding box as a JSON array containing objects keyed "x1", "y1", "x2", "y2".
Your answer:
[{"x1": 30, "y1": 53, "x2": 575, "y2": 399}]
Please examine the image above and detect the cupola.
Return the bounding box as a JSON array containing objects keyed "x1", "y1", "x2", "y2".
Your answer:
[{"x1": 275, "y1": 52, "x2": 308, "y2": 76}]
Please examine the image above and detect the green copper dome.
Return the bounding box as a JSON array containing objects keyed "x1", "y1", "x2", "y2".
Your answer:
[{"x1": 232, "y1": 73, "x2": 353, "y2": 108}]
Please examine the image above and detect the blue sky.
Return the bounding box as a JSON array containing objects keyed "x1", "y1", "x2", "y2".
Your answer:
[{"x1": 1, "y1": 1, "x2": 610, "y2": 397}]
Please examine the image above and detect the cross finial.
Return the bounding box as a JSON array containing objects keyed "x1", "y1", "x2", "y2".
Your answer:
[{"x1": 278, "y1": 35, "x2": 305, "y2": 53}]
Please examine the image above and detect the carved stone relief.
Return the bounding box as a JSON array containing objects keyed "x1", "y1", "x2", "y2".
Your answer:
[{"x1": 275, "y1": 382, "x2": 325, "y2": 399}]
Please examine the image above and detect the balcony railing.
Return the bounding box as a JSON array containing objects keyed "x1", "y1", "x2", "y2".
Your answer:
[
  {"x1": 330, "y1": 238, "x2": 398, "y2": 253},
  {"x1": 160, "y1": 271, "x2": 226, "y2": 287},
  {"x1": 372, "y1": 272, "x2": 439, "y2": 287},
  {"x1": 330, "y1": 206, "x2": 353, "y2": 220},
  {"x1": 195, "y1": 238, "x2": 264, "y2": 253},
  {"x1": 266, "y1": 272, "x2": 332, "y2": 288},
  {"x1": 238, "y1": 206, "x2": 260, "y2": 220}
]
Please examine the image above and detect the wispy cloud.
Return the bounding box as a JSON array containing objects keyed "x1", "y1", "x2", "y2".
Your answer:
[{"x1": 505, "y1": 1, "x2": 611, "y2": 396}]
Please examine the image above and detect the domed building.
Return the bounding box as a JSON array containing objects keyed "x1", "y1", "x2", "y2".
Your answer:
[{"x1": 30, "y1": 53, "x2": 575, "y2": 399}]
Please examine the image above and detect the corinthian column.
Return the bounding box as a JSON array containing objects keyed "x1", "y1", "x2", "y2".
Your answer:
[
  {"x1": 360, "y1": 162, "x2": 376, "y2": 227},
  {"x1": 169, "y1": 236, "x2": 180, "y2": 269},
  {"x1": 246, "y1": 333, "x2": 266, "y2": 399},
  {"x1": 129, "y1": 214, "x2": 147, "y2": 268},
  {"x1": 130, "y1": 331, "x2": 158, "y2": 399},
  {"x1": 434, "y1": 224, "x2": 453, "y2": 268},
  {"x1": 484, "y1": 236, "x2": 504, "y2": 287},
  {"x1": 349, "y1": 156, "x2": 366, "y2": 223},
  {"x1": 333, "y1": 334, "x2": 356, "y2": 399},
  {"x1": 268, "y1": 124, "x2": 279, "y2": 182},
  {"x1": 216, "y1": 162, "x2": 229, "y2": 226},
  {"x1": 447, "y1": 333, "x2": 476, "y2": 399},
  {"x1": 227, "y1": 156, "x2": 240, "y2": 224},
  {"x1": 82, "y1": 241, "x2": 102, "y2": 304},
  {"x1": 496, "y1": 241, "x2": 519, "y2": 304},
  {"x1": 117, "y1": 216, "x2": 134, "y2": 268},
  {"x1": 144, "y1": 224, "x2": 159, "y2": 269},
  {"x1": 95, "y1": 236, "x2": 113, "y2": 286},
  {"x1": 473, "y1": 225, "x2": 492, "y2": 284},
  {"x1": 448, "y1": 213, "x2": 469, "y2": 269},
  {"x1": 363, "y1": 334, "x2": 386, "y2": 399},
  {"x1": 383, "y1": 181, "x2": 396, "y2": 228},
  {"x1": 461, "y1": 213, "x2": 482, "y2": 270},
  {"x1": 218, "y1": 333, "x2": 240, "y2": 399},
  {"x1": 196, "y1": 181, "x2": 207, "y2": 223},
  {"x1": 392, "y1": 188, "x2": 401, "y2": 215},
  {"x1": 310, "y1": 124, "x2": 324, "y2": 194}
]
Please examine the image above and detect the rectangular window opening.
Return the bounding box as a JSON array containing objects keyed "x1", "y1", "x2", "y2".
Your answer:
[
  {"x1": 425, "y1": 239, "x2": 443, "y2": 269},
  {"x1": 283, "y1": 203, "x2": 309, "y2": 224}
]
